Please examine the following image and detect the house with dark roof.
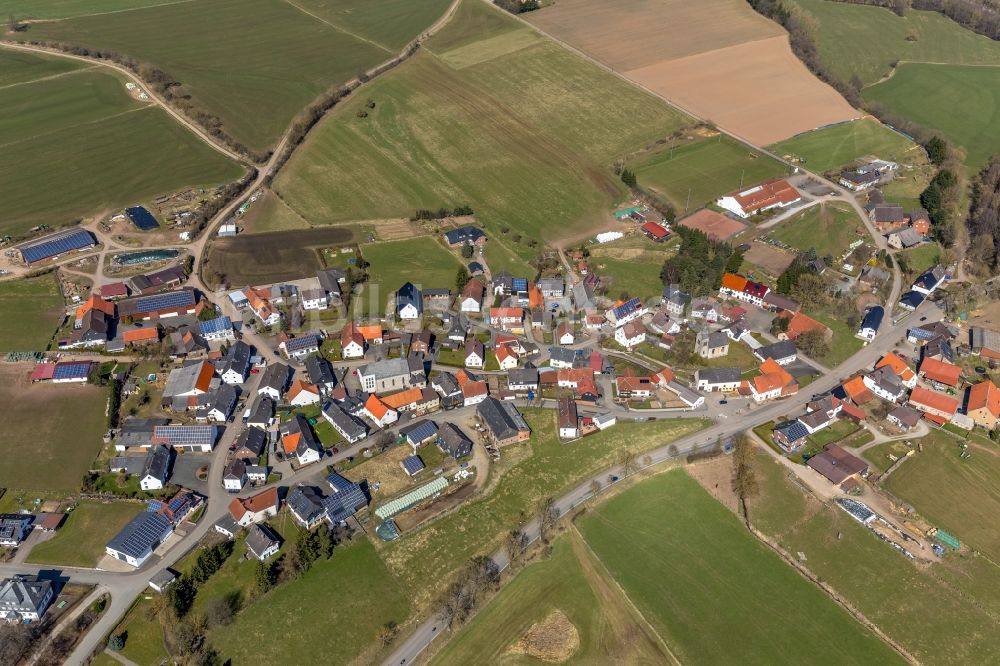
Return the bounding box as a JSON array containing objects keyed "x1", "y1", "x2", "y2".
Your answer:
[
  {"x1": 322, "y1": 402, "x2": 368, "y2": 444},
  {"x1": 477, "y1": 397, "x2": 530, "y2": 446},
  {"x1": 772, "y1": 420, "x2": 809, "y2": 452},
  {"x1": 444, "y1": 226, "x2": 486, "y2": 247},
  {"x1": 754, "y1": 340, "x2": 797, "y2": 365},
  {"x1": 431, "y1": 372, "x2": 464, "y2": 409},
  {"x1": 279, "y1": 413, "x2": 323, "y2": 466},
  {"x1": 396, "y1": 282, "x2": 423, "y2": 320},
  {"x1": 661, "y1": 284, "x2": 690, "y2": 315},
  {"x1": 233, "y1": 426, "x2": 268, "y2": 461},
  {"x1": 0, "y1": 575, "x2": 55, "y2": 623},
  {"x1": 437, "y1": 422, "x2": 473, "y2": 459},
  {"x1": 218, "y1": 341, "x2": 251, "y2": 385},
  {"x1": 695, "y1": 367, "x2": 742, "y2": 392},
  {"x1": 863, "y1": 366, "x2": 906, "y2": 403},
  {"x1": 287, "y1": 486, "x2": 327, "y2": 529},
  {"x1": 279, "y1": 334, "x2": 320, "y2": 360},
  {"x1": 257, "y1": 362, "x2": 290, "y2": 400},
  {"x1": 199, "y1": 383, "x2": 239, "y2": 423},
  {"x1": 105, "y1": 511, "x2": 174, "y2": 567},
  {"x1": 223, "y1": 459, "x2": 248, "y2": 492},
  {"x1": 887, "y1": 405, "x2": 922, "y2": 432},
  {"x1": 857, "y1": 306, "x2": 884, "y2": 342},
  {"x1": 245, "y1": 395, "x2": 274, "y2": 429},
  {"x1": 0, "y1": 515, "x2": 34, "y2": 547},
  {"x1": 806, "y1": 444, "x2": 869, "y2": 485},
  {"x1": 324, "y1": 472, "x2": 369, "y2": 523},
  {"x1": 400, "y1": 419, "x2": 438, "y2": 447},
  {"x1": 912, "y1": 266, "x2": 947, "y2": 296},
  {"x1": 898, "y1": 290, "x2": 925, "y2": 311},
  {"x1": 246, "y1": 524, "x2": 281, "y2": 561},
  {"x1": 305, "y1": 355, "x2": 337, "y2": 394},
  {"x1": 139, "y1": 444, "x2": 172, "y2": 491},
  {"x1": 507, "y1": 367, "x2": 539, "y2": 392}
]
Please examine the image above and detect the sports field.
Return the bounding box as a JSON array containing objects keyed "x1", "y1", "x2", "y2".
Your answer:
[
  {"x1": 0, "y1": 49, "x2": 243, "y2": 235},
  {"x1": 769, "y1": 203, "x2": 862, "y2": 259},
  {"x1": 579, "y1": 469, "x2": 903, "y2": 665},
  {"x1": 791, "y1": 0, "x2": 1000, "y2": 86},
  {"x1": 274, "y1": 0, "x2": 690, "y2": 254},
  {"x1": 0, "y1": 364, "x2": 109, "y2": 492},
  {"x1": 26, "y1": 501, "x2": 138, "y2": 566},
  {"x1": 864, "y1": 63, "x2": 1000, "y2": 168},
  {"x1": 379, "y1": 410, "x2": 710, "y2": 607},
  {"x1": 0, "y1": 274, "x2": 65, "y2": 352},
  {"x1": 750, "y1": 451, "x2": 1000, "y2": 664},
  {"x1": 633, "y1": 134, "x2": 788, "y2": 213},
  {"x1": 770, "y1": 118, "x2": 919, "y2": 173},
  {"x1": 24, "y1": 0, "x2": 449, "y2": 151},
  {"x1": 431, "y1": 534, "x2": 669, "y2": 664},
  {"x1": 884, "y1": 431, "x2": 1000, "y2": 560},
  {"x1": 527, "y1": 0, "x2": 858, "y2": 145},
  {"x1": 362, "y1": 237, "x2": 465, "y2": 292},
  {"x1": 205, "y1": 227, "x2": 355, "y2": 286}
]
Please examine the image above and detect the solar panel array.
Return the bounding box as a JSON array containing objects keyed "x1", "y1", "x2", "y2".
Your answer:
[
  {"x1": 198, "y1": 316, "x2": 232, "y2": 336},
  {"x1": 612, "y1": 297, "x2": 641, "y2": 319},
  {"x1": 405, "y1": 420, "x2": 438, "y2": 444},
  {"x1": 285, "y1": 335, "x2": 319, "y2": 352},
  {"x1": 135, "y1": 290, "x2": 196, "y2": 314},
  {"x1": 106, "y1": 511, "x2": 172, "y2": 559},
  {"x1": 401, "y1": 455, "x2": 425, "y2": 476},
  {"x1": 52, "y1": 362, "x2": 92, "y2": 380},
  {"x1": 512, "y1": 277, "x2": 528, "y2": 292},
  {"x1": 19, "y1": 229, "x2": 95, "y2": 264},
  {"x1": 153, "y1": 425, "x2": 216, "y2": 446},
  {"x1": 125, "y1": 206, "x2": 160, "y2": 231}
]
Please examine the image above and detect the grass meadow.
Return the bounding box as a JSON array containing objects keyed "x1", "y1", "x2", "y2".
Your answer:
[
  {"x1": 379, "y1": 409, "x2": 710, "y2": 608},
  {"x1": 579, "y1": 469, "x2": 904, "y2": 665},
  {"x1": 430, "y1": 533, "x2": 669, "y2": 664},
  {"x1": 750, "y1": 451, "x2": 1000, "y2": 664},
  {"x1": 632, "y1": 134, "x2": 788, "y2": 214},
  {"x1": 0, "y1": 50, "x2": 243, "y2": 235},
  {"x1": 274, "y1": 0, "x2": 690, "y2": 258},
  {"x1": 863, "y1": 63, "x2": 1000, "y2": 168},
  {"x1": 26, "y1": 501, "x2": 139, "y2": 566},
  {"x1": 0, "y1": 364, "x2": 108, "y2": 492},
  {"x1": 769, "y1": 202, "x2": 862, "y2": 259},
  {"x1": 24, "y1": 0, "x2": 430, "y2": 151},
  {"x1": 362, "y1": 236, "x2": 465, "y2": 292},
  {"x1": 769, "y1": 118, "x2": 918, "y2": 173},
  {"x1": 791, "y1": 0, "x2": 1000, "y2": 85},
  {"x1": 0, "y1": 273, "x2": 64, "y2": 352}
]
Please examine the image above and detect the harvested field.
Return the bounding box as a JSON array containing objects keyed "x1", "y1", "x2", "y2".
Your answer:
[
  {"x1": 743, "y1": 242, "x2": 796, "y2": 276},
  {"x1": 372, "y1": 218, "x2": 421, "y2": 241},
  {"x1": 678, "y1": 208, "x2": 747, "y2": 241},
  {"x1": 206, "y1": 227, "x2": 354, "y2": 286},
  {"x1": 527, "y1": 0, "x2": 858, "y2": 145}
]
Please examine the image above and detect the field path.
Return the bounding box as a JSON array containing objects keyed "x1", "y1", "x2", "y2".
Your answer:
[
  {"x1": 0, "y1": 41, "x2": 247, "y2": 164},
  {"x1": 0, "y1": 63, "x2": 98, "y2": 90},
  {"x1": 279, "y1": 0, "x2": 393, "y2": 53}
]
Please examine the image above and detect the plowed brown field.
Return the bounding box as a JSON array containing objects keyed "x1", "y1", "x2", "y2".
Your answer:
[{"x1": 527, "y1": 0, "x2": 858, "y2": 145}]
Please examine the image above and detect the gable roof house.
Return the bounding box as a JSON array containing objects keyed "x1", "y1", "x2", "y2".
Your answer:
[
  {"x1": 324, "y1": 472, "x2": 369, "y2": 524},
  {"x1": 772, "y1": 419, "x2": 809, "y2": 452},
  {"x1": 279, "y1": 333, "x2": 321, "y2": 360},
  {"x1": 341, "y1": 322, "x2": 367, "y2": 359},
  {"x1": 0, "y1": 515, "x2": 34, "y2": 547},
  {"x1": 305, "y1": 355, "x2": 337, "y2": 394},
  {"x1": 806, "y1": 444, "x2": 869, "y2": 486},
  {"x1": 105, "y1": 511, "x2": 174, "y2": 568},
  {"x1": 495, "y1": 344, "x2": 519, "y2": 370},
  {"x1": 863, "y1": 366, "x2": 906, "y2": 403},
  {"x1": 162, "y1": 361, "x2": 216, "y2": 409},
  {"x1": 460, "y1": 279, "x2": 485, "y2": 313},
  {"x1": 716, "y1": 179, "x2": 801, "y2": 218},
  {"x1": 233, "y1": 426, "x2": 268, "y2": 461},
  {"x1": 477, "y1": 397, "x2": 530, "y2": 446},
  {"x1": 507, "y1": 367, "x2": 539, "y2": 392},
  {"x1": 223, "y1": 458, "x2": 248, "y2": 492},
  {"x1": 908, "y1": 386, "x2": 959, "y2": 423},
  {"x1": 876, "y1": 353, "x2": 917, "y2": 388},
  {"x1": 63, "y1": 308, "x2": 111, "y2": 349},
  {"x1": 139, "y1": 444, "x2": 173, "y2": 492},
  {"x1": 431, "y1": 371, "x2": 464, "y2": 410},
  {"x1": 966, "y1": 380, "x2": 1000, "y2": 430},
  {"x1": 557, "y1": 396, "x2": 579, "y2": 439},
  {"x1": 396, "y1": 282, "x2": 423, "y2": 320},
  {"x1": 437, "y1": 422, "x2": 473, "y2": 459},
  {"x1": 918, "y1": 357, "x2": 961, "y2": 387},
  {"x1": 227, "y1": 487, "x2": 280, "y2": 528},
  {"x1": 615, "y1": 320, "x2": 648, "y2": 350},
  {"x1": 661, "y1": 284, "x2": 690, "y2": 315},
  {"x1": 322, "y1": 401, "x2": 368, "y2": 443},
  {"x1": 244, "y1": 287, "x2": 282, "y2": 327},
  {"x1": 0, "y1": 576, "x2": 56, "y2": 623},
  {"x1": 748, "y1": 358, "x2": 797, "y2": 403},
  {"x1": 888, "y1": 227, "x2": 923, "y2": 250},
  {"x1": 279, "y1": 413, "x2": 322, "y2": 466},
  {"x1": 695, "y1": 367, "x2": 742, "y2": 392},
  {"x1": 856, "y1": 306, "x2": 884, "y2": 342},
  {"x1": 257, "y1": 362, "x2": 290, "y2": 401},
  {"x1": 868, "y1": 204, "x2": 907, "y2": 233},
  {"x1": 245, "y1": 524, "x2": 282, "y2": 561},
  {"x1": 364, "y1": 394, "x2": 399, "y2": 428},
  {"x1": 118, "y1": 289, "x2": 199, "y2": 321},
  {"x1": 287, "y1": 380, "x2": 321, "y2": 407},
  {"x1": 754, "y1": 340, "x2": 797, "y2": 366},
  {"x1": 887, "y1": 405, "x2": 923, "y2": 432},
  {"x1": 605, "y1": 297, "x2": 647, "y2": 327},
  {"x1": 912, "y1": 266, "x2": 947, "y2": 296},
  {"x1": 218, "y1": 341, "x2": 251, "y2": 385},
  {"x1": 464, "y1": 339, "x2": 485, "y2": 369},
  {"x1": 287, "y1": 486, "x2": 327, "y2": 529},
  {"x1": 301, "y1": 287, "x2": 330, "y2": 311},
  {"x1": 444, "y1": 226, "x2": 487, "y2": 247},
  {"x1": 169, "y1": 328, "x2": 209, "y2": 358}
]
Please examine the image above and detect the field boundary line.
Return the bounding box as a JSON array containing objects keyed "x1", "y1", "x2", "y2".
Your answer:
[
  {"x1": 279, "y1": 0, "x2": 393, "y2": 53},
  {"x1": 0, "y1": 64, "x2": 99, "y2": 90},
  {"x1": 568, "y1": 524, "x2": 683, "y2": 666},
  {"x1": 22, "y1": 0, "x2": 199, "y2": 23},
  {"x1": 0, "y1": 104, "x2": 152, "y2": 151}
]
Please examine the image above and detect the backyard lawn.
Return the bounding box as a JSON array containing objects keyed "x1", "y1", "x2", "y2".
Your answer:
[
  {"x1": 769, "y1": 203, "x2": 863, "y2": 259},
  {"x1": 0, "y1": 274, "x2": 65, "y2": 352},
  {"x1": 26, "y1": 501, "x2": 139, "y2": 567},
  {"x1": 579, "y1": 469, "x2": 904, "y2": 665}
]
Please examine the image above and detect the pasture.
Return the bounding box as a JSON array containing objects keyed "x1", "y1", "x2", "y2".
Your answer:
[
  {"x1": 580, "y1": 469, "x2": 904, "y2": 665},
  {"x1": 0, "y1": 364, "x2": 109, "y2": 492},
  {"x1": 769, "y1": 118, "x2": 919, "y2": 173},
  {"x1": 24, "y1": 0, "x2": 423, "y2": 151},
  {"x1": 431, "y1": 534, "x2": 669, "y2": 664},
  {"x1": 26, "y1": 501, "x2": 138, "y2": 566},
  {"x1": 863, "y1": 63, "x2": 1000, "y2": 168},
  {"x1": 379, "y1": 409, "x2": 710, "y2": 607},
  {"x1": 750, "y1": 451, "x2": 1000, "y2": 664},
  {"x1": 210, "y1": 537, "x2": 410, "y2": 665},
  {"x1": 768, "y1": 202, "x2": 862, "y2": 259},
  {"x1": 884, "y1": 431, "x2": 1000, "y2": 560},
  {"x1": 205, "y1": 227, "x2": 354, "y2": 286},
  {"x1": 362, "y1": 236, "x2": 464, "y2": 292},
  {"x1": 791, "y1": 0, "x2": 1000, "y2": 85},
  {"x1": 0, "y1": 274, "x2": 65, "y2": 352},
  {"x1": 274, "y1": 0, "x2": 689, "y2": 256},
  {"x1": 526, "y1": 0, "x2": 858, "y2": 145},
  {"x1": 0, "y1": 50, "x2": 243, "y2": 235},
  {"x1": 632, "y1": 134, "x2": 788, "y2": 214},
  {"x1": 588, "y1": 236, "x2": 676, "y2": 301}
]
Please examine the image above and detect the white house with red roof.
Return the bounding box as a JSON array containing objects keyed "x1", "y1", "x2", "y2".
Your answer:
[{"x1": 716, "y1": 179, "x2": 801, "y2": 218}]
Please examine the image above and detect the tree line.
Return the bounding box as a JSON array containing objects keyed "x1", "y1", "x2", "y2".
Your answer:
[
  {"x1": 831, "y1": 0, "x2": 1000, "y2": 41},
  {"x1": 659, "y1": 226, "x2": 739, "y2": 297},
  {"x1": 968, "y1": 155, "x2": 1000, "y2": 271}
]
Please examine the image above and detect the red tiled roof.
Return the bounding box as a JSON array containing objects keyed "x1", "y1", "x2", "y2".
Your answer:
[
  {"x1": 640, "y1": 221, "x2": 669, "y2": 239},
  {"x1": 968, "y1": 380, "x2": 1000, "y2": 418},
  {"x1": 785, "y1": 312, "x2": 828, "y2": 340},
  {"x1": 287, "y1": 380, "x2": 318, "y2": 401},
  {"x1": 919, "y1": 357, "x2": 961, "y2": 386},
  {"x1": 123, "y1": 327, "x2": 158, "y2": 343},
  {"x1": 365, "y1": 394, "x2": 392, "y2": 420},
  {"x1": 909, "y1": 387, "x2": 959, "y2": 416},
  {"x1": 382, "y1": 387, "x2": 423, "y2": 409},
  {"x1": 876, "y1": 353, "x2": 915, "y2": 383},
  {"x1": 720, "y1": 272, "x2": 748, "y2": 292},
  {"x1": 729, "y1": 179, "x2": 799, "y2": 213},
  {"x1": 842, "y1": 376, "x2": 874, "y2": 404}
]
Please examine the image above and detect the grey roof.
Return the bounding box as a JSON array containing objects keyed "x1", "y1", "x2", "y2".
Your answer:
[
  {"x1": 432, "y1": 372, "x2": 462, "y2": 396},
  {"x1": 148, "y1": 569, "x2": 177, "y2": 589},
  {"x1": 706, "y1": 331, "x2": 730, "y2": 349},
  {"x1": 401, "y1": 455, "x2": 425, "y2": 475},
  {"x1": 437, "y1": 423, "x2": 473, "y2": 458},
  {"x1": 162, "y1": 361, "x2": 212, "y2": 398},
  {"x1": 871, "y1": 204, "x2": 905, "y2": 223},
  {"x1": 401, "y1": 419, "x2": 438, "y2": 444},
  {"x1": 214, "y1": 515, "x2": 239, "y2": 536},
  {"x1": 891, "y1": 227, "x2": 923, "y2": 248},
  {"x1": 219, "y1": 341, "x2": 251, "y2": 378},
  {"x1": 755, "y1": 340, "x2": 796, "y2": 361},
  {"x1": 317, "y1": 268, "x2": 345, "y2": 295},
  {"x1": 141, "y1": 445, "x2": 172, "y2": 484},
  {"x1": 287, "y1": 486, "x2": 326, "y2": 524},
  {"x1": 548, "y1": 346, "x2": 581, "y2": 365},
  {"x1": 800, "y1": 410, "x2": 833, "y2": 430},
  {"x1": 507, "y1": 367, "x2": 539, "y2": 386},
  {"x1": 0, "y1": 576, "x2": 53, "y2": 614},
  {"x1": 117, "y1": 417, "x2": 170, "y2": 449},
  {"x1": 396, "y1": 282, "x2": 422, "y2": 313},
  {"x1": 696, "y1": 367, "x2": 742, "y2": 384},
  {"x1": 465, "y1": 338, "x2": 484, "y2": 359},
  {"x1": 106, "y1": 511, "x2": 173, "y2": 559},
  {"x1": 888, "y1": 405, "x2": 922, "y2": 427},
  {"x1": 360, "y1": 357, "x2": 422, "y2": 382},
  {"x1": 224, "y1": 458, "x2": 246, "y2": 481},
  {"x1": 323, "y1": 483, "x2": 368, "y2": 523},
  {"x1": 206, "y1": 383, "x2": 239, "y2": 417},
  {"x1": 322, "y1": 402, "x2": 368, "y2": 440},
  {"x1": 306, "y1": 355, "x2": 336, "y2": 387},
  {"x1": 246, "y1": 395, "x2": 274, "y2": 426},
  {"x1": 662, "y1": 284, "x2": 690, "y2": 306},
  {"x1": 258, "y1": 362, "x2": 290, "y2": 394},
  {"x1": 762, "y1": 292, "x2": 799, "y2": 311},
  {"x1": 774, "y1": 419, "x2": 809, "y2": 442},
  {"x1": 280, "y1": 413, "x2": 321, "y2": 458},
  {"x1": 245, "y1": 524, "x2": 281, "y2": 559},
  {"x1": 666, "y1": 380, "x2": 703, "y2": 407},
  {"x1": 869, "y1": 366, "x2": 903, "y2": 395},
  {"x1": 477, "y1": 397, "x2": 530, "y2": 441},
  {"x1": 234, "y1": 427, "x2": 267, "y2": 458},
  {"x1": 283, "y1": 334, "x2": 320, "y2": 353},
  {"x1": 538, "y1": 276, "x2": 565, "y2": 293}
]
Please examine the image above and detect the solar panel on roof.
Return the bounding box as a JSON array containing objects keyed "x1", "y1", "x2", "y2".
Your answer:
[
  {"x1": 406, "y1": 421, "x2": 438, "y2": 443},
  {"x1": 512, "y1": 278, "x2": 528, "y2": 291},
  {"x1": 125, "y1": 206, "x2": 160, "y2": 231},
  {"x1": 19, "y1": 229, "x2": 95, "y2": 264},
  {"x1": 401, "y1": 455, "x2": 425, "y2": 475},
  {"x1": 612, "y1": 297, "x2": 641, "y2": 318},
  {"x1": 52, "y1": 362, "x2": 91, "y2": 380},
  {"x1": 135, "y1": 290, "x2": 195, "y2": 314},
  {"x1": 199, "y1": 316, "x2": 232, "y2": 335}
]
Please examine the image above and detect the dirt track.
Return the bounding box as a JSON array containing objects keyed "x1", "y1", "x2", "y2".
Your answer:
[{"x1": 527, "y1": 0, "x2": 858, "y2": 145}]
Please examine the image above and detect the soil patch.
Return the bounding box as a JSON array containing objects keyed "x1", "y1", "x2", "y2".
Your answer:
[
  {"x1": 206, "y1": 226, "x2": 354, "y2": 286},
  {"x1": 687, "y1": 456, "x2": 739, "y2": 514},
  {"x1": 507, "y1": 609, "x2": 580, "y2": 663},
  {"x1": 743, "y1": 241, "x2": 797, "y2": 276}
]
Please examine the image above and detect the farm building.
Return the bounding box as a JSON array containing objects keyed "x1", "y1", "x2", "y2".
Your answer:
[
  {"x1": 17, "y1": 228, "x2": 96, "y2": 265},
  {"x1": 716, "y1": 179, "x2": 801, "y2": 218}
]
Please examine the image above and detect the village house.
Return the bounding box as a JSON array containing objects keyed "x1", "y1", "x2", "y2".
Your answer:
[
  {"x1": 410, "y1": 329, "x2": 434, "y2": 356},
  {"x1": 695, "y1": 368, "x2": 742, "y2": 393},
  {"x1": 912, "y1": 266, "x2": 947, "y2": 296},
  {"x1": 806, "y1": 444, "x2": 869, "y2": 486},
  {"x1": 341, "y1": 323, "x2": 367, "y2": 359},
  {"x1": 690, "y1": 297, "x2": 721, "y2": 323},
  {"x1": 908, "y1": 386, "x2": 959, "y2": 424},
  {"x1": 317, "y1": 268, "x2": 345, "y2": 303},
  {"x1": 364, "y1": 394, "x2": 399, "y2": 428},
  {"x1": 232, "y1": 426, "x2": 268, "y2": 461},
  {"x1": 305, "y1": 355, "x2": 337, "y2": 394},
  {"x1": 754, "y1": 340, "x2": 797, "y2": 366},
  {"x1": 748, "y1": 358, "x2": 797, "y2": 403},
  {"x1": 396, "y1": 282, "x2": 423, "y2": 320},
  {"x1": 301, "y1": 287, "x2": 330, "y2": 311},
  {"x1": 139, "y1": 444, "x2": 172, "y2": 491},
  {"x1": 431, "y1": 372, "x2": 464, "y2": 409},
  {"x1": 243, "y1": 287, "x2": 282, "y2": 327},
  {"x1": 287, "y1": 486, "x2": 328, "y2": 530},
  {"x1": 280, "y1": 413, "x2": 323, "y2": 466},
  {"x1": 460, "y1": 279, "x2": 485, "y2": 313},
  {"x1": 507, "y1": 368, "x2": 539, "y2": 393},
  {"x1": 288, "y1": 380, "x2": 321, "y2": 407},
  {"x1": 444, "y1": 226, "x2": 487, "y2": 248},
  {"x1": 257, "y1": 362, "x2": 289, "y2": 401},
  {"x1": 490, "y1": 307, "x2": 525, "y2": 333},
  {"x1": 437, "y1": 423, "x2": 473, "y2": 459},
  {"x1": 661, "y1": 284, "x2": 690, "y2": 316},
  {"x1": 279, "y1": 333, "x2": 321, "y2": 360},
  {"x1": 557, "y1": 322, "x2": 575, "y2": 345},
  {"x1": 615, "y1": 320, "x2": 648, "y2": 349},
  {"x1": 919, "y1": 357, "x2": 961, "y2": 388},
  {"x1": 495, "y1": 344, "x2": 519, "y2": 370},
  {"x1": 762, "y1": 292, "x2": 799, "y2": 313},
  {"x1": 246, "y1": 524, "x2": 282, "y2": 561},
  {"x1": 887, "y1": 405, "x2": 922, "y2": 432},
  {"x1": 887, "y1": 227, "x2": 922, "y2": 250},
  {"x1": 863, "y1": 366, "x2": 907, "y2": 402},
  {"x1": 966, "y1": 380, "x2": 1000, "y2": 430},
  {"x1": 463, "y1": 339, "x2": 485, "y2": 369},
  {"x1": 322, "y1": 402, "x2": 368, "y2": 443},
  {"x1": 856, "y1": 306, "x2": 884, "y2": 342},
  {"x1": 615, "y1": 374, "x2": 654, "y2": 400},
  {"x1": 218, "y1": 340, "x2": 251, "y2": 385},
  {"x1": 772, "y1": 420, "x2": 809, "y2": 452},
  {"x1": 477, "y1": 397, "x2": 530, "y2": 446},
  {"x1": 0, "y1": 576, "x2": 55, "y2": 623},
  {"x1": 557, "y1": 396, "x2": 579, "y2": 439},
  {"x1": 719, "y1": 272, "x2": 769, "y2": 307},
  {"x1": 0, "y1": 515, "x2": 34, "y2": 548},
  {"x1": 606, "y1": 297, "x2": 647, "y2": 327},
  {"x1": 875, "y1": 353, "x2": 917, "y2": 388},
  {"x1": 223, "y1": 459, "x2": 248, "y2": 492},
  {"x1": 868, "y1": 204, "x2": 907, "y2": 233}
]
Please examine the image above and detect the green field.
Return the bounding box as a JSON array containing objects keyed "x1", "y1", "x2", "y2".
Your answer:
[
  {"x1": 769, "y1": 118, "x2": 918, "y2": 173},
  {"x1": 0, "y1": 50, "x2": 243, "y2": 234},
  {"x1": 632, "y1": 134, "x2": 788, "y2": 214},
  {"x1": 275, "y1": 0, "x2": 690, "y2": 256},
  {"x1": 864, "y1": 63, "x2": 1000, "y2": 168},
  {"x1": 0, "y1": 274, "x2": 64, "y2": 352},
  {"x1": 210, "y1": 537, "x2": 410, "y2": 665},
  {"x1": 26, "y1": 501, "x2": 139, "y2": 566},
  {"x1": 769, "y1": 203, "x2": 862, "y2": 259},
  {"x1": 380, "y1": 409, "x2": 710, "y2": 607},
  {"x1": 811, "y1": 310, "x2": 864, "y2": 367},
  {"x1": 0, "y1": 48, "x2": 79, "y2": 85},
  {"x1": 588, "y1": 236, "x2": 676, "y2": 301},
  {"x1": 292, "y1": 0, "x2": 453, "y2": 50},
  {"x1": 579, "y1": 469, "x2": 903, "y2": 665},
  {"x1": 884, "y1": 431, "x2": 1000, "y2": 559},
  {"x1": 750, "y1": 451, "x2": 1000, "y2": 664},
  {"x1": 0, "y1": 0, "x2": 170, "y2": 20},
  {"x1": 899, "y1": 242, "x2": 942, "y2": 275},
  {"x1": 24, "y1": 0, "x2": 446, "y2": 151},
  {"x1": 0, "y1": 365, "x2": 110, "y2": 492},
  {"x1": 431, "y1": 533, "x2": 669, "y2": 664},
  {"x1": 791, "y1": 0, "x2": 1000, "y2": 86},
  {"x1": 362, "y1": 236, "x2": 465, "y2": 292}
]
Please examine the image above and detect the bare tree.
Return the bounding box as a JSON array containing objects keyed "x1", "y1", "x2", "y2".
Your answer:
[
  {"x1": 378, "y1": 621, "x2": 398, "y2": 646},
  {"x1": 619, "y1": 448, "x2": 638, "y2": 477},
  {"x1": 589, "y1": 478, "x2": 602, "y2": 498},
  {"x1": 505, "y1": 528, "x2": 528, "y2": 568},
  {"x1": 538, "y1": 496, "x2": 560, "y2": 542}
]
